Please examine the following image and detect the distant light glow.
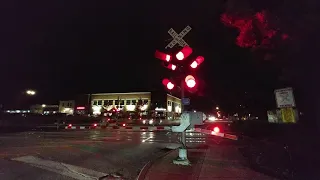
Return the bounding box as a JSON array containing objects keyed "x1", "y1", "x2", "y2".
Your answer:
[
  {"x1": 26, "y1": 90, "x2": 36, "y2": 95},
  {"x1": 208, "y1": 116, "x2": 217, "y2": 121},
  {"x1": 76, "y1": 106, "x2": 85, "y2": 110},
  {"x1": 92, "y1": 106, "x2": 102, "y2": 115}
]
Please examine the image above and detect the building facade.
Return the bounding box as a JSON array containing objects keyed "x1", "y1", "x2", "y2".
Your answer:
[
  {"x1": 30, "y1": 104, "x2": 59, "y2": 114},
  {"x1": 59, "y1": 100, "x2": 75, "y2": 115},
  {"x1": 90, "y1": 92, "x2": 181, "y2": 116}
]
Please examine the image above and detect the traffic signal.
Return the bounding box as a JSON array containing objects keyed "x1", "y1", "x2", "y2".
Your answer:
[
  {"x1": 162, "y1": 78, "x2": 175, "y2": 90},
  {"x1": 176, "y1": 46, "x2": 193, "y2": 60},
  {"x1": 190, "y1": 56, "x2": 204, "y2": 69},
  {"x1": 185, "y1": 75, "x2": 196, "y2": 88},
  {"x1": 155, "y1": 50, "x2": 171, "y2": 62},
  {"x1": 167, "y1": 64, "x2": 177, "y2": 71}
]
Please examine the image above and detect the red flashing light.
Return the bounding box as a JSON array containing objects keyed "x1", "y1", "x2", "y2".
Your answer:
[
  {"x1": 167, "y1": 82, "x2": 174, "y2": 90},
  {"x1": 162, "y1": 79, "x2": 175, "y2": 90},
  {"x1": 185, "y1": 75, "x2": 196, "y2": 88},
  {"x1": 213, "y1": 127, "x2": 220, "y2": 133},
  {"x1": 176, "y1": 46, "x2": 193, "y2": 60},
  {"x1": 167, "y1": 64, "x2": 177, "y2": 71},
  {"x1": 165, "y1": 54, "x2": 171, "y2": 61},
  {"x1": 76, "y1": 106, "x2": 85, "y2": 110},
  {"x1": 190, "y1": 61, "x2": 198, "y2": 68},
  {"x1": 155, "y1": 50, "x2": 171, "y2": 62},
  {"x1": 190, "y1": 56, "x2": 204, "y2": 69}
]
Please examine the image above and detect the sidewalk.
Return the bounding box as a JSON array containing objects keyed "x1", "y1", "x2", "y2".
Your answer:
[{"x1": 142, "y1": 145, "x2": 276, "y2": 180}]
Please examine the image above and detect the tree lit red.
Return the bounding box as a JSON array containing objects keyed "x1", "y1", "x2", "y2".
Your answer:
[{"x1": 220, "y1": 11, "x2": 286, "y2": 49}]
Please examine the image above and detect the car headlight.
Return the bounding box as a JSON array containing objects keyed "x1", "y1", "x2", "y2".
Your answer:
[{"x1": 149, "y1": 120, "x2": 153, "y2": 124}]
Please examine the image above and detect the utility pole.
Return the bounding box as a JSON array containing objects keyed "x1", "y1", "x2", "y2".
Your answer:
[{"x1": 180, "y1": 79, "x2": 186, "y2": 148}]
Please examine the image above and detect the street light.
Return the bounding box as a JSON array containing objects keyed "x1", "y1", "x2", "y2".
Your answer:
[{"x1": 26, "y1": 90, "x2": 36, "y2": 96}]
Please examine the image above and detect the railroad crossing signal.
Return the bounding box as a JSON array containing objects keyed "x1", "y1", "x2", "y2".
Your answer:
[{"x1": 165, "y1": 26, "x2": 192, "y2": 49}]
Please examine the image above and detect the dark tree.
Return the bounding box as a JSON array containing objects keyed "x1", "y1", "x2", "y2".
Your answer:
[{"x1": 221, "y1": 0, "x2": 320, "y2": 128}]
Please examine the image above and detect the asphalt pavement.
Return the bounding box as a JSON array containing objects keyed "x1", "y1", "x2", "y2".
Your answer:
[{"x1": 0, "y1": 129, "x2": 209, "y2": 180}]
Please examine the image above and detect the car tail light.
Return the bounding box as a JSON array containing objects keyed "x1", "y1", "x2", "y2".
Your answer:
[
  {"x1": 122, "y1": 123, "x2": 126, "y2": 127},
  {"x1": 93, "y1": 123, "x2": 97, "y2": 127},
  {"x1": 68, "y1": 124, "x2": 72, "y2": 127}
]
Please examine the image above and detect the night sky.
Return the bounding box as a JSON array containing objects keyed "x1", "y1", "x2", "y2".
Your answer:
[{"x1": 1, "y1": 1, "x2": 316, "y2": 118}]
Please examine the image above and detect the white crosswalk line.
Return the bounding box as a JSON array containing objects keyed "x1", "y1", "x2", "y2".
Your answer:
[{"x1": 12, "y1": 156, "x2": 107, "y2": 180}]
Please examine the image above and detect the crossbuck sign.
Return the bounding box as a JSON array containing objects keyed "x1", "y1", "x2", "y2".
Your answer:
[{"x1": 165, "y1": 26, "x2": 192, "y2": 49}]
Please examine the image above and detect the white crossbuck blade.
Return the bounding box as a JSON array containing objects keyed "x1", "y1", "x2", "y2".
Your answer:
[{"x1": 165, "y1": 26, "x2": 192, "y2": 49}]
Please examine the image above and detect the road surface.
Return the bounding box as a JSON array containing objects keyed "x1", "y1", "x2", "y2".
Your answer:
[{"x1": 0, "y1": 129, "x2": 210, "y2": 180}]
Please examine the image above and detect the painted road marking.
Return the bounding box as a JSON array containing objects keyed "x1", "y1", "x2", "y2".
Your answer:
[{"x1": 12, "y1": 156, "x2": 107, "y2": 180}]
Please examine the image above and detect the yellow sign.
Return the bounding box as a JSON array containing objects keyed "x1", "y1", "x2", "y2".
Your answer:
[{"x1": 281, "y1": 108, "x2": 295, "y2": 123}]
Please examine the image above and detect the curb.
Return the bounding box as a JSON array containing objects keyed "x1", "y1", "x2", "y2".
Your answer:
[{"x1": 136, "y1": 149, "x2": 176, "y2": 180}]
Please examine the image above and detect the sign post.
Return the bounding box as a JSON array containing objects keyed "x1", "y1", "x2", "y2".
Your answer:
[{"x1": 274, "y1": 87, "x2": 297, "y2": 123}]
